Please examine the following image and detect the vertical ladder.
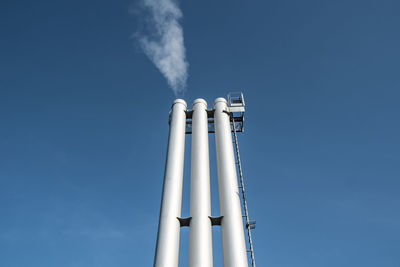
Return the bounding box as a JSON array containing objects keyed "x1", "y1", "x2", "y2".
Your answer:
[{"x1": 231, "y1": 116, "x2": 256, "y2": 267}]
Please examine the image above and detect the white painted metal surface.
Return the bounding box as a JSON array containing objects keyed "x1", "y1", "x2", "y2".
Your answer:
[
  {"x1": 154, "y1": 99, "x2": 187, "y2": 267},
  {"x1": 189, "y1": 99, "x2": 213, "y2": 267},
  {"x1": 214, "y1": 97, "x2": 249, "y2": 267}
]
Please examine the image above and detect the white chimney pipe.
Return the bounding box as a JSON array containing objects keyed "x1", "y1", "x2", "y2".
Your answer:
[
  {"x1": 154, "y1": 99, "x2": 187, "y2": 267},
  {"x1": 214, "y1": 97, "x2": 249, "y2": 267},
  {"x1": 189, "y1": 98, "x2": 213, "y2": 267}
]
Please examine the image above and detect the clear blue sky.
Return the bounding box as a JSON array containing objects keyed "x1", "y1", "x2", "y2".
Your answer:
[{"x1": 1, "y1": 0, "x2": 399, "y2": 266}]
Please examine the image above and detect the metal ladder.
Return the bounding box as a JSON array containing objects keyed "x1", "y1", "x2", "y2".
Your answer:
[{"x1": 231, "y1": 116, "x2": 256, "y2": 267}]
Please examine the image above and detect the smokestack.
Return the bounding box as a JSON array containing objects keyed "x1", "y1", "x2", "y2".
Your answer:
[
  {"x1": 189, "y1": 99, "x2": 213, "y2": 266},
  {"x1": 214, "y1": 98, "x2": 248, "y2": 267},
  {"x1": 154, "y1": 99, "x2": 187, "y2": 267},
  {"x1": 154, "y1": 94, "x2": 253, "y2": 267}
]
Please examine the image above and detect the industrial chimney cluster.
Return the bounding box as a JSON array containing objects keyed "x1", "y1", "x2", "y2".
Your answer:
[{"x1": 154, "y1": 94, "x2": 254, "y2": 267}]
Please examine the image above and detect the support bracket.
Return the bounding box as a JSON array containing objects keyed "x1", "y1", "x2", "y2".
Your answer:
[
  {"x1": 177, "y1": 217, "x2": 192, "y2": 227},
  {"x1": 208, "y1": 216, "x2": 223, "y2": 226}
]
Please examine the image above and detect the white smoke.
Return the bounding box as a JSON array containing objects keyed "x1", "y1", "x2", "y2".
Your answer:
[{"x1": 138, "y1": 0, "x2": 188, "y2": 95}]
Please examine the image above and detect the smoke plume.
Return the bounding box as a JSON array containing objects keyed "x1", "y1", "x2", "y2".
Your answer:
[{"x1": 137, "y1": 0, "x2": 188, "y2": 95}]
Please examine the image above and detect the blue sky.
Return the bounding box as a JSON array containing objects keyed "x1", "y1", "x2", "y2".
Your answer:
[{"x1": 1, "y1": 0, "x2": 399, "y2": 266}]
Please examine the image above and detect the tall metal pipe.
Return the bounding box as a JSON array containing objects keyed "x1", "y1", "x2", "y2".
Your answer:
[
  {"x1": 154, "y1": 99, "x2": 187, "y2": 267},
  {"x1": 189, "y1": 99, "x2": 213, "y2": 267},
  {"x1": 214, "y1": 97, "x2": 249, "y2": 267}
]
